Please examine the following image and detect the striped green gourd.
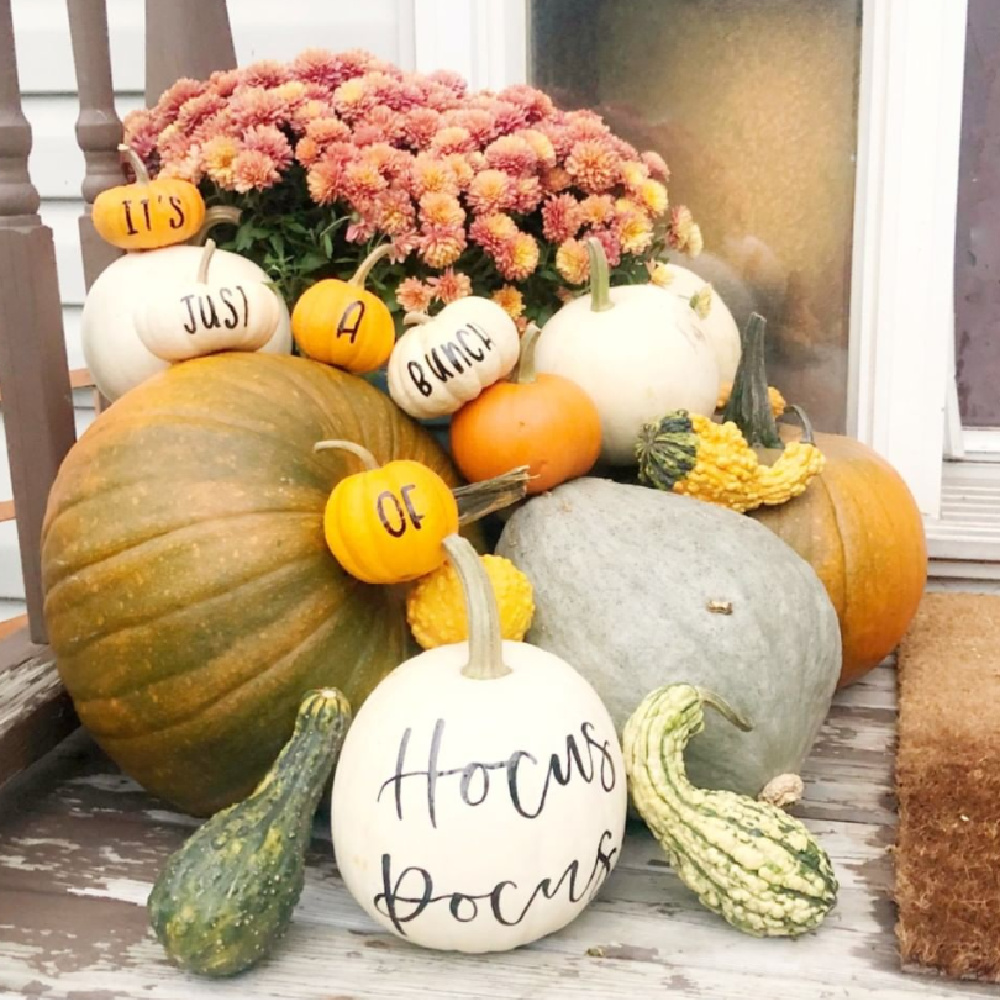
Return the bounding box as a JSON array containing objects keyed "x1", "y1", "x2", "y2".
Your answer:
[
  {"x1": 148, "y1": 688, "x2": 352, "y2": 976},
  {"x1": 623, "y1": 683, "x2": 837, "y2": 937}
]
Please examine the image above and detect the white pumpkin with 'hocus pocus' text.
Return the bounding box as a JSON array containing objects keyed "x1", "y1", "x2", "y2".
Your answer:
[{"x1": 331, "y1": 535, "x2": 627, "y2": 953}]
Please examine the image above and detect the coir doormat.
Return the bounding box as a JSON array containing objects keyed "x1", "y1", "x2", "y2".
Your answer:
[{"x1": 895, "y1": 591, "x2": 1000, "y2": 982}]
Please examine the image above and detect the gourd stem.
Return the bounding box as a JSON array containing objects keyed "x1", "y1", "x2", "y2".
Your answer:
[
  {"x1": 721, "y1": 312, "x2": 782, "y2": 450},
  {"x1": 191, "y1": 206, "x2": 243, "y2": 246},
  {"x1": 694, "y1": 687, "x2": 753, "y2": 732},
  {"x1": 350, "y1": 244, "x2": 394, "y2": 288},
  {"x1": 403, "y1": 310, "x2": 431, "y2": 327},
  {"x1": 314, "y1": 439, "x2": 380, "y2": 471},
  {"x1": 443, "y1": 534, "x2": 510, "y2": 681},
  {"x1": 454, "y1": 465, "x2": 531, "y2": 524},
  {"x1": 117, "y1": 142, "x2": 149, "y2": 185},
  {"x1": 586, "y1": 236, "x2": 614, "y2": 312},
  {"x1": 197, "y1": 239, "x2": 216, "y2": 283},
  {"x1": 779, "y1": 403, "x2": 816, "y2": 446},
  {"x1": 512, "y1": 323, "x2": 541, "y2": 384}
]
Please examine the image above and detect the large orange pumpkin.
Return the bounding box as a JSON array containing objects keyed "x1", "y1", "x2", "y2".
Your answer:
[
  {"x1": 749, "y1": 427, "x2": 927, "y2": 688},
  {"x1": 40, "y1": 353, "x2": 474, "y2": 816},
  {"x1": 721, "y1": 313, "x2": 927, "y2": 689}
]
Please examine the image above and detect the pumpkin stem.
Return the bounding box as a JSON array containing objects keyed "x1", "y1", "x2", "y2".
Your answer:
[
  {"x1": 196, "y1": 239, "x2": 216, "y2": 284},
  {"x1": 779, "y1": 403, "x2": 816, "y2": 446},
  {"x1": 512, "y1": 323, "x2": 542, "y2": 384},
  {"x1": 349, "y1": 244, "x2": 394, "y2": 288},
  {"x1": 313, "y1": 440, "x2": 380, "y2": 471},
  {"x1": 454, "y1": 465, "x2": 532, "y2": 524},
  {"x1": 694, "y1": 687, "x2": 753, "y2": 732},
  {"x1": 721, "y1": 312, "x2": 782, "y2": 450},
  {"x1": 586, "y1": 236, "x2": 614, "y2": 313},
  {"x1": 443, "y1": 534, "x2": 510, "y2": 681},
  {"x1": 190, "y1": 206, "x2": 243, "y2": 246},
  {"x1": 117, "y1": 142, "x2": 150, "y2": 185},
  {"x1": 403, "y1": 310, "x2": 432, "y2": 328}
]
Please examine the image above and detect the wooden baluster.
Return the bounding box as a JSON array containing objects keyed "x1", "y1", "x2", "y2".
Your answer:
[
  {"x1": 0, "y1": 0, "x2": 77, "y2": 645},
  {"x1": 68, "y1": 0, "x2": 123, "y2": 291},
  {"x1": 145, "y1": 0, "x2": 236, "y2": 106}
]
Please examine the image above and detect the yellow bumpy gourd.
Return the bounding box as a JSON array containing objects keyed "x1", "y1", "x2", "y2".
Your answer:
[{"x1": 407, "y1": 553, "x2": 534, "y2": 649}]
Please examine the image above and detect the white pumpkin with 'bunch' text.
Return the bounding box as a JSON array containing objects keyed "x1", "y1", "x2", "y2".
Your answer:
[
  {"x1": 387, "y1": 297, "x2": 521, "y2": 419},
  {"x1": 331, "y1": 535, "x2": 627, "y2": 953}
]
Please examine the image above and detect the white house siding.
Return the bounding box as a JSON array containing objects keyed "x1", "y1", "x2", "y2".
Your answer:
[{"x1": 1, "y1": 0, "x2": 417, "y2": 616}]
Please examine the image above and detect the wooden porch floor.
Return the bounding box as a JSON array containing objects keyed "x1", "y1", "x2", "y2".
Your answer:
[{"x1": 0, "y1": 663, "x2": 993, "y2": 1000}]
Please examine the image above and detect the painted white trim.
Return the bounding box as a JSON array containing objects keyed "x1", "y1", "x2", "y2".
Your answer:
[
  {"x1": 849, "y1": 0, "x2": 968, "y2": 518},
  {"x1": 412, "y1": 0, "x2": 527, "y2": 90}
]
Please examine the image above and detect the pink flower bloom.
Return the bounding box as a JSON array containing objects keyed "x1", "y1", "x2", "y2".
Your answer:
[
  {"x1": 307, "y1": 159, "x2": 346, "y2": 204},
  {"x1": 494, "y1": 231, "x2": 539, "y2": 281},
  {"x1": 468, "y1": 212, "x2": 518, "y2": 255},
  {"x1": 541, "y1": 193, "x2": 582, "y2": 243},
  {"x1": 360, "y1": 105, "x2": 405, "y2": 143},
  {"x1": 241, "y1": 60, "x2": 290, "y2": 89},
  {"x1": 430, "y1": 126, "x2": 476, "y2": 155},
  {"x1": 346, "y1": 215, "x2": 377, "y2": 243},
  {"x1": 589, "y1": 226, "x2": 622, "y2": 267},
  {"x1": 419, "y1": 191, "x2": 465, "y2": 230},
  {"x1": 441, "y1": 108, "x2": 494, "y2": 146},
  {"x1": 295, "y1": 136, "x2": 321, "y2": 167},
  {"x1": 566, "y1": 140, "x2": 620, "y2": 193},
  {"x1": 407, "y1": 153, "x2": 460, "y2": 198},
  {"x1": 578, "y1": 194, "x2": 615, "y2": 227},
  {"x1": 466, "y1": 169, "x2": 513, "y2": 215},
  {"x1": 151, "y1": 78, "x2": 206, "y2": 126},
  {"x1": 419, "y1": 226, "x2": 466, "y2": 268},
  {"x1": 497, "y1": 84, "x2": 556, "y2": 123},
  {"x1": 201, "y1": 135, "x2": 242, "y2": 190},
  {"x1": 484, "y1": 135, "x2": 537, "y2": 176},
  {"x1": 402, "y1": 107, "x2": 443, "y2": 148},
  {"x1": 519, "y1": 129, "x2": 557, "y2": 169},
  {"x1": 397, "y1": 276, "x2": 434, "y2": 313},
  {"x1": 490, "y1": 100, "x2": 531, "y2": 139},
  {"x1": 226, "y1": 86, "x2": 290, "y2": 130},
  {"x1": 511, "y1": 176, "x2": 543, "y2": 214},
  {"x1": 391, "y1": 231, "x2": 422, "y2": 261},
  {"x1": 242, "y1": 124, "x2": 293, "y2": 172},
  {"x1": 290, "y1": 99, "x2": 333, "y2": 134},
  {"x1": 555, "y1": 238, "x2": 589, "y2": 285},
  {"x1": 372, "y1": 189, "x2": 416, "y2": 235},
  {"x1": 642, "y1": 150, "x2": 669, "y2": 181},
  {"x1": 232, "y1": 149, "x2": 281, "y2": 192},
  {"x1": 429, "y1": 268, "x2": 472, "y2": 304},
  {"x1": 305, "y1": 116, "x2": 352, "y2": 148},
  {"x1": 343, "y1": 158, "x2": 388, "y2": 201},
  {"x1": 425, "y1": 69, "x2": 468, "y2": 98},
  {"x1": 158, "y1": 144, "x2": 203, "y2": 185},
  {"x1": 442, "y1": 153, "x2": 475, "y2": 190},
  {"x1": 207, "y1": 68, "x2": 242, "y2": 99},
  {"x1": 122, "y1": 109, "x2": 158, "y2": 160},
  {"x1": 175, "y1": 92, "x2": 227, "y2": 138}
]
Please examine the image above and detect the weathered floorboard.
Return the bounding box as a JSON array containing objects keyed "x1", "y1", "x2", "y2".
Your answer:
[{"x1": 1, "y1": 660, "x2": 992, "y2": 1000}]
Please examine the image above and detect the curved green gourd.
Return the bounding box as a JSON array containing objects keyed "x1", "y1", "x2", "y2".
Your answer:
[
  {"x1": 622, "y1": 683, "x2": 837, "y2": 937},
  {"x1": 148, "y1": 688, "x2": 352, "y2": 976},
  {"x1": 635, "y1": 410, "x2": 699, "y2": 490}
]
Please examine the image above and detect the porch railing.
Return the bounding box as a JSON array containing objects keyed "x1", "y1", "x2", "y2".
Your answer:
[{"x1": 0, "y1": 0, "x2": 238, "y2": 790}]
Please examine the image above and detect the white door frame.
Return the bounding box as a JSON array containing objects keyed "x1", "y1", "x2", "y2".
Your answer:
[{"x1": 411, "y1": 0, "x2": 968, "y2": 522}]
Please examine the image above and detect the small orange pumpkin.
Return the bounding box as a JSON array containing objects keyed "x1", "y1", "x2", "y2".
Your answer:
[
  {"x1": 317, "y1": 439, "x2": 459, "y2": 585},
  {"x1": 450, "y1": 324, "x2": 602, "y2": 494},
  {"x1": 93, "y1": 144, "x2": 206, "y2": 251},
  {"x1": 291, "y1": 246, "x2": 396, "y2": 373}
]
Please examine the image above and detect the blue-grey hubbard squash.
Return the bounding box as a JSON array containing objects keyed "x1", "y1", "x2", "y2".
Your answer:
[
  {"x1": 495, "y1": 477, "x2": 842, "y2": 802},
  {"x1": 40, "y1": 352, "x2": 478, "y2": 817}
]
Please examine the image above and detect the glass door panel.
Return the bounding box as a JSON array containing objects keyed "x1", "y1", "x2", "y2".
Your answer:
[{"x1": 529, "y1": 0, "x2": 863, "y2": 433}]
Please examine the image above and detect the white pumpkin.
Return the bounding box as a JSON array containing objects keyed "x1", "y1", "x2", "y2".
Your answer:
[
  {"x1": 133, "y1": 239, "x2": 282, "y2": 362},
  {"x1": 664, "y1": 264, "x2": 741, "y2": 385},
  {"x1": 82, "y1": 244, "x2": 292, "y2": 401},
  {"x1": 332, "y1": 534, "x2": 627, "y2": 954},
  {"x1": 532, "y1": 238, "x2": 721, "y2": 465},
  {"x1": 387, "y1": 297, "x2": 520, "y2": 419}
]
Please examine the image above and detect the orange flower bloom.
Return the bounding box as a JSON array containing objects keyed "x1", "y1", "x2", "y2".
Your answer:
[
  {"x1": 469, "y1": 212, "x2": 518, "y2": 254},
  {"x1": 578, "y1": 194, "x2": 615, "y2": 227},
  {"x1": 615, "y1": 203, "x2": 654, "y2": 254},
  {"x1": 520, "y1": 129, "x2": 557, "y2": 168},
  {"x1": 639, "y1": 178, "x2": 669, "y2": 217},
  {"x1": 306, "y1": 160, "x2": 344, "y2": 204},
  {"x1": 201, "y1": 136, "x2": 241, "y2": 189},
  {"x1": 295, "y1": 136, "x2": 321, "y2": 166},
  {"x1": 646, "y1": 260, "x2": 673, "y2": 287},
  {"x1": 620, "y1": 160, "x2": 650, "y2": 192},
  {"x1": 409, "y1": 153, "x2": 460, "y2": 198},
  {"x1": 556, "y1": 238, "x2": 590, "y2": 285},
  {"x1": 467, "y1": 169, "x2": 512, "y2": 215},
  {"x1": 541, "y1": 193, "x2": 582, "y2": 243},
  {"x1": 419, "y1": 191, "x2": 465, "y2": 230},
  {"x1": 420, "y1": 227, "x2": 466, "y2": 268},
  {"x1": 492, "y1": 285, "x2": 524, "y2": 319},
  {"x1": 496, "y1": 232, "x2": 539, "y2": 281},
  {"x1": 372, "y1": 189, "x2": 416, "y2": 235},
  {"x1": 397, "y1": 277, "x2": 434, "y2": 313},
  {"x1": 430, "y1": 126, "x2": 476, "y2": 155},
  {"x1": 232, "y1": 149, "x2": 281, "y2": 192},
  {"x1": 566, "y1": 139, "x2": 620, "y2": 193},
  {"x1": 541, "y1": 165, "x2": 572, "y2": 193},
  {"x1": 429, "y1": 268, "x2": 472, "y2": 304}
]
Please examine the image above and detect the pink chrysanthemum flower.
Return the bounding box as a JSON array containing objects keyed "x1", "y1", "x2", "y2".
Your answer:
[
  {"x1": 307, "y1": 159, "x2": 346, "y2": 205},
  {"x1": 401, "y1": 107, "x2": 442, "y2": 148},
  {"x1": 305, "y1": 116, "x2": 352, "y2": 150},
  {"x1": 419, "y1": 191, "x2": 465, "y2": 230},
  {"x1": 642, "y1": 150, "x2": 669, "y2": 181},
  {"x1": 425, "y1": 68, "x2": 468, "y2": 98},
  {"x1": 555, "y1": 238, "x2": 590, "y2": 285},
  {"x1": 391, "y1": 231, "x2": 422, "y2": 262},
  {"x1": 273, "y1": 80, "x2": 308, "y2": 108},
  {"x1": 346, "y1": 215, "x2": 377, "y2": 243},
  {"x1": 535, "y1": 121, "x2": 574, "y2": 159},
  {"x1": 295, "y1": 137, "x2": 321, "y2": 167},
  {"x1": 563, "y1": 109, "x2": 611, "y2": 142},
  {"x1": 668, "y1": 205, "x2": 703, "y2": 256},
  {"x1": 431, "y1": 126, "x2": 476, "y2": 156},
  {"x1": 620, "y1": 160, "x2": 650, "y2": 193},
  {"x1": 429, "y1": 268, "x2": 472, "y2": 304},
  {"x1": 201, "y1": 136, "x2": 242, "y2": 189},
  {"x1": 441, "y1": 153, "x2": 475, "y2": 190},
  {"x1": 122, "y1": 109, "x2": 158, "y2": 160},
  {"x1": 291, "y1": 48, "x2": 350, "y2": 89},
  {"x1": 408, "y1": 153, "x2": 460, "y2": 198},
  {"x1": 519, "y1": 129, "x2": 557, "y2": 169},
  {"x1": 397, "y1": 276, "x2": 435, "y2": 313},
  {"x1": 441, "y1": 108, "x2": 494, "y2": 146},
  {"x1": 497, "y1": 84, "x2": 556, "y2": 123},
  {"x1": 468, "y1": 212, "x2": 518, "y2": 255},
  {"x1": 290, "y1": 99, "x2": 331, "y2": 134},
  {"x1": 589, "y1": 227, "x2": 622, "y2": 267},
  {"x1": 566, "y1": 139, "x2": 620, "y2": 193},
  {"x1": 511, "y1": 176, "x2": 543, "y2": 214},
  {"x1": 484, "y1": 135, "x2": 537, "y2": 176},
  {"x1": 541, "y1": 193, "x2": 582, "y2": 243},
  {"x1": 343, "y1": 158, "x2": 388, "y2": 201},
  {"x1": 232, "y1": 149, "x2": 281, "y2": 193},
  {"x1": 578, "y1": 194, "x2": 615, "y2": 227},
  {"x1": 615, "y1": 204, "x2": 654, "y2": 254},
  {"x1": 358, "y1": 104, "x2": 405, "y2": 144},
  {"x1": 541, "y1": 165, "x2": 573, "y2": 193},
  {"x1": 241, "y1": 59, "x2": 290, "y2": 89},
  {"x1": 494, "y1": 232, "x2": 539, "y2": 281},
  {"x1": 372, "y1": 189, "x2": 416, "y2": 235},
  {"x1": 492, "y1": 285, "x2": 524, "y2": 319},
  {"x1": 159, "y1": 144, "x2": 202, "y2": 184},
  {"x1": 332, "y1": 77, "x2": 374, "y2": 120},
  {"x1": 491, "y1": 100, "x2": 531, "y2": 138},
  {"x1": 152, "y1": 78, "x2": 206, "y2": 126},
  {"x1": 176, "y1": 92, "x2": 228, "y2": 138},
  {"x1": 243, "y1": 124, "x2": 293, "y2": 172},
  {"x1": 466, "y1": 169, "x2": 513, "y2": 215},
  {"x1": 226, "y1": 86, "x2": 290, "y2": 130},
  {"x1": 419, "y1": 226, "x2": 466, "y2": 268},
  {"x1": 207, "y1": 68, "x2": 242, "y2": 99}
]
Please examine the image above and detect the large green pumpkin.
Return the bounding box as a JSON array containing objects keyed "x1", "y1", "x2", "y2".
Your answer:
[{"x1": 41, "y1": 353, "x2": 471, "y2": 817}]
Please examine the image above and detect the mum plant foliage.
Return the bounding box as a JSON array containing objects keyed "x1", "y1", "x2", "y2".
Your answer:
[{"x1": 125, "y1": 49, "x2": 702, "y2": 326}]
